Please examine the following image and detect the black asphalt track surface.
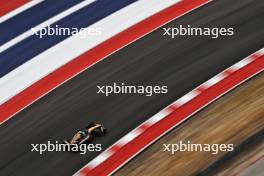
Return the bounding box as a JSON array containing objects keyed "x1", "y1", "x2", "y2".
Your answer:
[{"x1": 0, "y1": 0, "x2": 263, "y2": 175}]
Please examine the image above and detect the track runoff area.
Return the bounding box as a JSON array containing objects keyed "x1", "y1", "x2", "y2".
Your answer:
[{"x1": 0, "y1": 0, "x2": 264, "y2": 176}]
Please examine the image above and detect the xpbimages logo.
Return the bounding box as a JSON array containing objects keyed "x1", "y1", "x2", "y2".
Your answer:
[
  {"x1": 31, "y1": 25, "x2": 101, "y2": 38},
  {"x1": 163, "y1": 25, "x2": 234, "y2": 39},
  {"x1": 163, "y1": 141, "x2": 234, "y2": 155},
  {"x1": 31, "y1": 141, "x2": 102, "y2": 154},
  {"x1": 97, "y1": 83, "x2": 168, "y2": 96}
]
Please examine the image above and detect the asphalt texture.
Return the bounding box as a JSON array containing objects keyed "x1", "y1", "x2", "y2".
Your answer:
[{"x1": 0, "y1": 0, "x2": 264, "y2": 175}]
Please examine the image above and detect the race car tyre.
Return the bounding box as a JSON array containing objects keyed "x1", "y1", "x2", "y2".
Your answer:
[{"x1": 93, "y1": 127, "x2": 106, "y2": 136}]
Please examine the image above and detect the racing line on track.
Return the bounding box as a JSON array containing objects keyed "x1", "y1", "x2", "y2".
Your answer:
[
  {"x1": 0, "y1": 0, "x2": 210, "y2": 124},
  {"x1": 0, "y1": 0, "x2": 264, "y2": 175},
  {"x1": 74, "y1": 49, "x2": 264, "y2": 176}
]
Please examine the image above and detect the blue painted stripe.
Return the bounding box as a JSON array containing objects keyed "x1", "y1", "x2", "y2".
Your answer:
[
  {"x1": 0, "y1": 0, "x2": 137, "y2": 78},
  {"x1": 1, "y1": 0, "x2": 83, "y2": 45}
]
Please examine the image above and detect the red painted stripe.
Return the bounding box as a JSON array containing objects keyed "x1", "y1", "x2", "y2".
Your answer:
[
  {"x1": 82, "y1": 56, "x2": 264, "y2": 176},
  {"x1": 0, "y1": 0, "x2": 210, "y2": 123},
  {"x1": 0, "y1": 0, "x2": 29, "y2": 16}
]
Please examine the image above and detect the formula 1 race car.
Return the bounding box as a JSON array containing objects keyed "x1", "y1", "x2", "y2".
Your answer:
[{"x1": 64, "y1": 123, "x2": 106, "y2": 145}]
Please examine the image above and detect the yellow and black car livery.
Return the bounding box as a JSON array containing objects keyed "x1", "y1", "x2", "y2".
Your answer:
[{"x1": 64, "y1": 123, "x2": 106, "y2": 145}]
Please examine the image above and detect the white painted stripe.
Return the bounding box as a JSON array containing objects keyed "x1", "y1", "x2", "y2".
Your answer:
[
  {"x1": 80, "y1": 120, "x2": 154, "y2": 171},
  {"x1": 79, "y1": 100, "x2": 175, "y2": 172},
  {"x1": 73, "y1": 172, "x2": 84, "y2": 176},
  {"x1": 229, "y1": 57, "x2": 252, "y2": 71},
  {"x1": 73, "y1": 172, "x2": 85, "y2": 176},
  {"x1": 174, "y1": 90, "x2": 200, "y2": 106},
  {"x1": 0, "y1": 0, "x2": 96, "y2": 52},
  {"x1": 146, "y1": 108, "x2": 173, "y2": 125},
  {"x1": 0, "y1": 0, "x2": 44, "y2": 23},
  {"x1": 118, "y1": 130, "x2": 142, "y2": 146},
  {"x1": 0, "y1": 0, "x2": 181, "y2": 105},
  {"x1": 87, "y1": 150, "x2": 113, "y2": 168},
  {"x1": 202, "y1": 73, "x2": 226, "y2": 88},
  {"x1": 257, "y1": 48, "x2": 264, "y2": 55}
]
